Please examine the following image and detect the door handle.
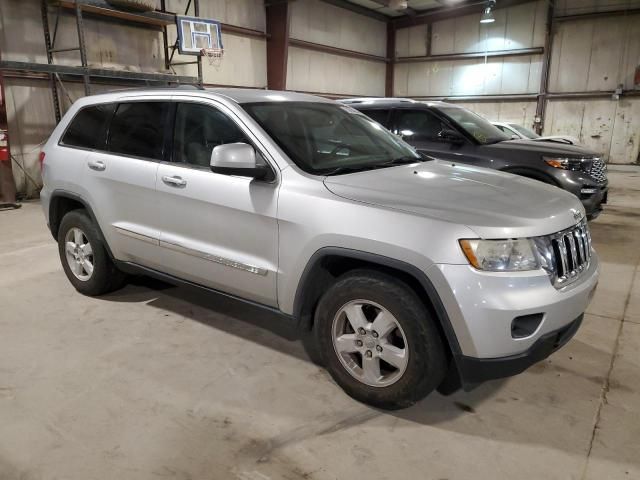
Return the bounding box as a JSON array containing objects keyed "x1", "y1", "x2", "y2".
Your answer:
[
  {"x1": 88, "y1": 159, "x2": 106, "y2": 171},
  {"x1": 162, "y1": 175, "x2": 187, "y2": 187}
]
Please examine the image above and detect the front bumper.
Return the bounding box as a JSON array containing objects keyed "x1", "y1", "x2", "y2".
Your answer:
[
  {"x1": 552, "y1": 169, "x2": 608, "y2": 218},
  {"x1": 455, "y1": 314, "x2": 583, "y2": 388},
  {"x1": 430, "y1": 253, "x2": 598, "y2": 359}
]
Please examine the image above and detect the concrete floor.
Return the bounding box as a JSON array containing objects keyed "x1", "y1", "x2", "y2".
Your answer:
[{"x1": 1, "y1": 166, "x2": 639, "y2": 480}]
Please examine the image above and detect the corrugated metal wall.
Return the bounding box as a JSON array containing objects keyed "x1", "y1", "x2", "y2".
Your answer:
[
  {"x1": 286, "y1": 0, "x2": 386, "y2": 96},
  {"x1": 544, "y1": 9, "x2": 640, "y2": 162},
  {"x1": 394, "y1": 1, "x2": 547, "y2": 98},
  {"x1": 393, "y1": 0, "x2": 640, "y2": 164},
  {"x1": 0, "y1": 0, "x2": 267, "y2": 196},
  {"x1": 166, "y1": 0, "x2": 267, "y2": 88}
]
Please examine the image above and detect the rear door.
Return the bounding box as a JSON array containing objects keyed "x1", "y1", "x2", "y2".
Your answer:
[
  {"x1": 154, "y1": 99, "x2": 279, "y2": 307},
  {"x1": 83, "y1": 100, "x2": 169, "y2": 268}
]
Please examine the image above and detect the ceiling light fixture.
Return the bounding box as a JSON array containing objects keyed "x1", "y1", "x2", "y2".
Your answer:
[
  {"x1": 388, "y1": 0, "x2": 409, "y2": 10},
  {"x1": 480, "y1": 0, "x2": 496, "y2": 23}
]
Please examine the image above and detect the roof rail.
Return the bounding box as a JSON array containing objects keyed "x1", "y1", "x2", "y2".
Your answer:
[
  {"x1": 106, "y1": 84, "x2": 205, "y2": 93},
  {"x1": 339, "y1": 97, "x2": 417, "y2": 104}
]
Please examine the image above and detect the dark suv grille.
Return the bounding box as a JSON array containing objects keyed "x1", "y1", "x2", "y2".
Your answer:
[
  {"x1": 547, "y1": 220, "x2": 592, "y2": 288},
  {"x1": 588, "y1": 158, "x2": 607, "y2": 183}
]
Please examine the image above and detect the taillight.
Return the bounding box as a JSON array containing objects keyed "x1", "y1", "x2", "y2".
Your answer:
[{"x1": 39, "y1": 151, "x2": 46, "y2": 171}]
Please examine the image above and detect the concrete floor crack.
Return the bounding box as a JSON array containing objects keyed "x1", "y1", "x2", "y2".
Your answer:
[{"x1": 580, "y1": 262, "x2": 639, "y2": 479}]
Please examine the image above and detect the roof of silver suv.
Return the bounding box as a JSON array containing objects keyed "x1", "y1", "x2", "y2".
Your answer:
[{"x1": 104, "y1": 87, "x2": 333, "y2": 105}]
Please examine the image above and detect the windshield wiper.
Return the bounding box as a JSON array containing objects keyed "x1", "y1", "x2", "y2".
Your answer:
[{"x1": 322, "y1": 156, "x2": 423, "y2": 176}]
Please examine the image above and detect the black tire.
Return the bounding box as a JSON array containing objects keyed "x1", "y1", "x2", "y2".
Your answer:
[
  {"x1": 315, "y1": 269, "x2": 447, "y2": 410},
  {"x1": 57, "y1": 209, "x2": 127, "y2": 296}
]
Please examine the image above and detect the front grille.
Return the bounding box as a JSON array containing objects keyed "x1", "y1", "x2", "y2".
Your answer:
[
  {"x1": 544, "y1": 220, "x2": 592, "y2": 288},
  {"x1": 587, "y1": 158, "x2": 607, "y2": 183}
]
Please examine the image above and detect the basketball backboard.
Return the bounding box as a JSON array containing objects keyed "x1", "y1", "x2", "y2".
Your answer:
[{"x1": 176, "y1": 16, "x2": 223, "y2": 56}]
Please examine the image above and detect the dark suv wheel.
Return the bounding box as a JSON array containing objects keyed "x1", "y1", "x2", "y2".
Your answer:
[
  {"x1": 315, "y1": 269, "x2": 446, "y2": 410},
  {"x1": 57, "y1": 210, "x2": 127, "y2": 296}
]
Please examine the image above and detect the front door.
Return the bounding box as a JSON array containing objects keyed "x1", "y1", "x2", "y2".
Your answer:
[{"x1": 155, "y1": 100, "x2": 279, "y2": 307}]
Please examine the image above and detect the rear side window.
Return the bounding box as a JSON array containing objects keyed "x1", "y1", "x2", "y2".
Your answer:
[
  {"x1": 362, "y1": 109, "x2": 391, "y2": 128},
  {"x1": 108, "y1": 102, "x2": 169, "y2": 160},
  {"x1": 61, "y1": 103, "x2": 115, "y2": 150}
]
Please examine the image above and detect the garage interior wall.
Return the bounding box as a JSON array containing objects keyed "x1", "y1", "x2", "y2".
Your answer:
[
  {"x1": 2, "y1": 0, "x2": 640, "y2": 197},
  {"x1": 392, "y1": 0, "x2": 640, "y2": 164},
  {"x1": 287, "y1": 0, "x2": 386, "y2": 96},
  {"x1": 0, "y1": 0, "x2": 268, "y2": 197}
]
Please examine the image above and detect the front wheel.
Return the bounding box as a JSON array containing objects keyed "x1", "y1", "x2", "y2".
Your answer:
[{"x1": 315, "y1": 270, "x2": 447, "y2": 410}]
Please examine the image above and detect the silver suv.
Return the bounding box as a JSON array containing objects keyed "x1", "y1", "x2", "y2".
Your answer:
[{"x1": 41, "y1": 88, "x2": 599, "y2": 409}]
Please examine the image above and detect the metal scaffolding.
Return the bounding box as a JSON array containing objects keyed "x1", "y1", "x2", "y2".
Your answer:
[{"x1": 0, "y1": 0, "x2": 202, "y2": 123}]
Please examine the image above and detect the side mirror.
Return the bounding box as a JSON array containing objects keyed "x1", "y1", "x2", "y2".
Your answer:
[
  {"x1": 438, "y1": 129, "x2": 465, "y2": 144},
  {"x1": 210, "y1": 143, "x2": 270, "y2": 180}
]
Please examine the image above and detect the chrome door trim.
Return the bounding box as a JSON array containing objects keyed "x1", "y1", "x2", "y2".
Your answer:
[
  {"x1": 159, "y1": 239, "x2": 268, "y2": 276},
  {"x1": 115, "y1": 226, "x2": 159, "y2": 245}
]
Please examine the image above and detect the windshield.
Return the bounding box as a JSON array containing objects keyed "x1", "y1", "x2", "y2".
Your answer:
[
  {"x1": 509, "y1": 123, "x2": 539, "y2": 139},
  {"x1": 242, "y1": 102, "x2": 421, "y2": 175},
  {"x1": 438, "y1": 106, "x2": 510, "y2": 145}
]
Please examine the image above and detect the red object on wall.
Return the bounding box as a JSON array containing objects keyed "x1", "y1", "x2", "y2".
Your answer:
[
  {"x1": 0, "y1": 129, "x2": 9, "y2": 162},
  {"x1": 635, "y1": 65, "x2": 640, "y2": 90}
]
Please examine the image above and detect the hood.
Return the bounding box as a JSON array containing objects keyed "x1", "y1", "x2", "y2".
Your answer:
[
  {"x1": 484, "y1": 139, "x2": 597, "y2": 157},
  {"x1": 323, "y1": 160, "x2": 585, "y2": 239}
]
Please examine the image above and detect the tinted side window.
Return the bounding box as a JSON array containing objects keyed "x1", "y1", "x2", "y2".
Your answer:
[
  {"x1": 173, "y1": 103, "x2": 249, "y2": 168},
  {"x1": 362, "y1": 109, "x2": 391, "y2": 128},
  {"x1": 108, "y1": 102, "x2": 169, "y2": 160},
  {"x1": 61, "y1": 104, "x2": 115, "y2": 150},
  {"x1": 396, "y1": 110, "x2": 447, "y2": 142}
]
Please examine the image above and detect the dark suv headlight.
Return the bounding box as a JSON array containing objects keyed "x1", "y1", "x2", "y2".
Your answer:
[{"x1": 543, "y1": 156, "x2": 591, "y2": 171}]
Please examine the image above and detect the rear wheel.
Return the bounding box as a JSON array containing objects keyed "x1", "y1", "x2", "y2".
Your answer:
[
  {"x1": 57, "y1": 210, "x2": 127, "y2": 296},
  {"x1": 315, "y1": 270, "x2": 447, "y2": 410}
]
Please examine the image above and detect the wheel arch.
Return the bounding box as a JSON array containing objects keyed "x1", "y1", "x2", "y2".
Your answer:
[
  {"x1": 48, "y1": 190, "x2": 115, "y2": 260},
  {"x1": 293, "y1": 247, "x2": 462, "y2": 357}
]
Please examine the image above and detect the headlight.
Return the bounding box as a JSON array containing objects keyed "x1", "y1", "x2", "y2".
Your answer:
[
  {"x1": 543, "y1": 156, "x2": 588, "y2": 171},
  {"x1": 459, "y1": 238, "x2": 540, "y2": 271}
]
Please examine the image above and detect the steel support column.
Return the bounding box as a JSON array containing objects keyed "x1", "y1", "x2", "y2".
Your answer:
[
  {"x1": 535, "y1": 1, "x2": 554, "y2": 135},
  {"x1": 194, "y1": 0, "x2": 203, "y2": 85},
  {"x1": 41, "y1": 0, "x2": 62, "y2": 122},
  {"x1": 0, "y1": 74, "x2": 17, "y2": 205},
  {"x1": 385, "y1": 22, "x2": 395, "y2": 97},
  {"x1": 266, "y1": 2, "x2": 290, "y2": 91},
  {"x1": 75, "y1": 1, "x2": 91, "y2": 95}
]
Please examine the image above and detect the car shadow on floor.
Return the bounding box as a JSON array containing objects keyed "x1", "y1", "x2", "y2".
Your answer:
[{"x1": 102, "y1": 276, "x2": 515, "y2": 422}]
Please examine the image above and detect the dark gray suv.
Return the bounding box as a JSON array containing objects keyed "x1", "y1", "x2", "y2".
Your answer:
[{"x1": 343, "y1": 99, "x2": 608, "y2": 219}]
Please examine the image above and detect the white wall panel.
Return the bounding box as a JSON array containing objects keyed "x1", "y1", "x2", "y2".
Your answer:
[
  {"x1": 287, "y1": 47, "x2": 385, "y2": 96},
  {"x1": 171, "y1": 33, "x2": 267, "y2": 87},
  {"x1": 395, "y1": 55, "x2": 542, "y2": 96},
  {"x1": 554, "y1": 0, "x2": 640, "y2": 16},
  {"x1": 166, "y1": 0, "x2": 265, "y2": 31},
  {"x1": 0, "y1": 0, "x2": 269, "y2": 195},
  {"x1": 549, "y1": 14, "x2": 640, "y2": 92},
  {"x1": 3, "y1": 80, "x2": 55, "y2": 197},
  {"x1": 455, "y1": 101, "x2": 538, "y2": 129},
  {"x1": 395, "y1": 25, "x2": 429, "y2": 58},
  {"x1": 545, "y1": 98, "x2": 640, "y2": 164},
  {"x1": 429, "y1": 1, "x2": 546, "y2": 55},
  {"x1": 290, "y1": 0, "x2": 386, "y2": 56},
  {"x1": 166, "y1": 0, "x2": 267, "y2": 87}
]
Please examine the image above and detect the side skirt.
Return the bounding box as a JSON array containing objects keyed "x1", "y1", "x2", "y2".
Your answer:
[{"x1": 114, "y1": 260, "x2": 299, "y2": 327}]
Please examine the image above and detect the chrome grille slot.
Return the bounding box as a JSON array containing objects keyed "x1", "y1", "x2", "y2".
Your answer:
[
  {"x1": 547, "y1": 220, "x2": 591, "y2": 288},
  {"x1": 588, "y1": 158, "x2": 607, "y2": 183}
]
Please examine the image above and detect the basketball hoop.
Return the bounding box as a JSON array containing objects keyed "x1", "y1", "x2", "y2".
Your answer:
[{"x1": 201, "y1": 47, "x2": 224, "y2": 68}]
